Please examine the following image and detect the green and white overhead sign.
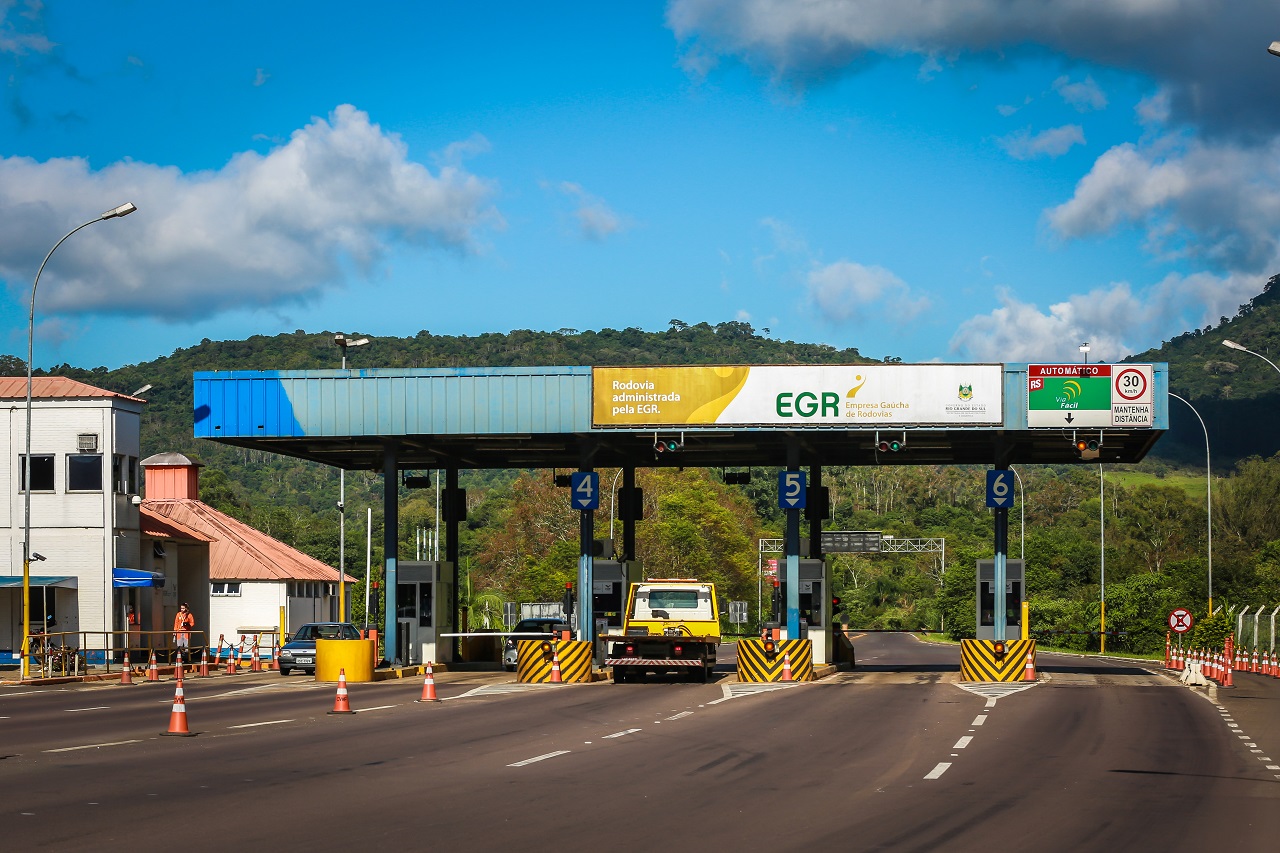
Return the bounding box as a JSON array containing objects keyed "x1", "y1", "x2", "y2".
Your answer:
[{"x1": 1027, "y1": 364, "x2": 1153, "y2": 428}]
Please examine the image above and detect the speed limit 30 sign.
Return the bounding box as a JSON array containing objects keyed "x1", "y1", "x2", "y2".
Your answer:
[
  {"x1": 1168, "y1": 608, "x2": 1193, "y2": 634},
  {"x1": 1111, "y1": 364, "x2": 1153, "y2": 427}
]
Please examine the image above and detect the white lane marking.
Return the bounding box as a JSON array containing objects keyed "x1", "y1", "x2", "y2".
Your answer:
[
  {"x1": 666, "y1": 711, "x2": 692, "y2": 721},
  {"x1": 1251, "y1": 749, "x2": 1264, "y2": 753},
  {"x1": 954, "y1": 737, "x2": 973, "y2": 749},
  {"x1": 603, "y1": 728, "x2": 642, "y2": 739},
  {"x1": 44, "y1": 739, "x2": 141, "y2": 753},
  {"x1": 352, "y1": 704, "x2": 398, "y2": 714},
  {"x1": 1246, "y1": 743, "x2": 1257, "y2": 747},
  {"x1": 1267, "y1": 765, "x2": 1280, "y2": 770},
  {"x1": 508, "y1": 750, "x2": 570, "y2": 767},
  {"x1": 64, "y1": 706, "x2": 110, "y2": 713},
  {"x1": 456, "y1": 684, "x2": 536, "y2": 699},
  {"x1": 924, "y1": 762, "x2": 952, "y2": 780},
  {"x1": 228, "y1": 719, "x2": 294, "y2": 729},
  {"x1": 972, "y1": 715, "x2": 987, "y2": 726},
  {"x1": 985, "y1": 698, "x2": 997, "y2": 708},
  {"x1": 1227, "y1": 723, "x2": 1239, "y2": 728}
]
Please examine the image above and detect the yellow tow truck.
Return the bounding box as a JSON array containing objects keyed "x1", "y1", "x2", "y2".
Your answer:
[{"x1": 603, "y1": 579, "x2": 719, "y2": 683}]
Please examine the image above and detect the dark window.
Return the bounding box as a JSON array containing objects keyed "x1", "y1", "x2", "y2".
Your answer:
[
  {"x1": 112, "y1": 454, "x2": 131, "y2": 493},
  {"x1": 18, "y1": 455, "x2": 54, "y2": 491},
  {"x1": 396, "y1": 583, "x2": 416, "y2": 619},
  {"x1": 67, "y1": 454, "x2": 103, "y2": 491},
  {"x1": 418, "y1": 583, "x2": 432, "y2": 627}
]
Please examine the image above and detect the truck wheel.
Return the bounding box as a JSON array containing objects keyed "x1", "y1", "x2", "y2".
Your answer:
[
  {"x1": 696, "y1": 665, "x2": 709, "y2": 683},
  {"x1": 612, "y1": 667, "x2": 626, "y2": 684}
]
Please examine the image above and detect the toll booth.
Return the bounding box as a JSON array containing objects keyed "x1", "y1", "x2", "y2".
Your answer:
[
  {"x1": 592, "y1": 560, "x2": 640, "y2": 663},
  {"x1": 976, "y1": 559, "x2": 1024, "y2": 641},
  {"x1": 395, "y1": 561, "x2": 455, "y2": 665},
  {"x1": 776, "y1": 559, "x2": 833, "y2": 665}
]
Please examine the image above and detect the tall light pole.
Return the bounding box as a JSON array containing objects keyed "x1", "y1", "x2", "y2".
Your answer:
[
  {"x1": 1222, "y1": 338, "x2": 1280, "y2": 377},
  {"x1": 1099, "y1": 463, "x2": 1106, "y2": 654},
  {"x1": 22, "y1": 202, "x2": 137, "y2": 679},
  {"x1": 1169, "y1": 393, "x2": 1213, "y2": 614},
  {"x1": 333, "y1": 333, "x2": 369, "y2": 624}
]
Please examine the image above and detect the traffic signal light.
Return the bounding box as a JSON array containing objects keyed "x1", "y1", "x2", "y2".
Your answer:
[
  {"x1": 832, "y1": 596, "x2": 841, "y2": 609},
  {"x1": 992, "y1": 640, "x2": 1006, "y2": 661},
  {"x1": 561, "y1": 582, "x2": 574, "y2": 618},
  {"x1": 654, "y1": 437, "x2": 683, "y2": 453},
  {"x1": 1075, "y1": 436, "x2": 1100, "y2": 459},
  {"x1": 762, "y1": 637, "x2": 778, "y2": 660},
  {"x1": 876, "y1": 432, "x2": 906, "y2": 452}
]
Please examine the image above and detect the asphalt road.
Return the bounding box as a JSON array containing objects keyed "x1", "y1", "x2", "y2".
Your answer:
[{"x1": 2, "y1": 635, "x2": 1277, "y2": 851}]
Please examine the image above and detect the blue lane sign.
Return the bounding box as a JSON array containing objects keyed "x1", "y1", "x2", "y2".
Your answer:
[
  {"x1": 986, "y1": 470, "x2": 1012, "y2": 508},
  {"x1": 570, "y1": 472, "x2": 600, "y2": 510},
  {"x1": 778, "y1": 471, "x2": 806, "y2": 510}
]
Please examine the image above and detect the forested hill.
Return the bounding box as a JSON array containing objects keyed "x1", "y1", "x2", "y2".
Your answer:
[{"x1": 1128, "y1": 273, "x2": 1280, "y2": 466}]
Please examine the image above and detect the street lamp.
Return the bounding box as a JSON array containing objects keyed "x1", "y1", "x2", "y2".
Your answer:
[
  {"x1": 333, "y1": 333, "x2": 370, "y2": 623},
  {"x1": 23, "y1": 202, "x2": 136, "y2": 680},
  {"x1": 1222, "y1": 339, "x2": 1280, "y2": 378},
  {"x1": 1079, "y1": 342, "x2": 1091, "y2": 364},
  {"x1": 1169, "y1": 393, "x2": 1213, "y2": 615}
]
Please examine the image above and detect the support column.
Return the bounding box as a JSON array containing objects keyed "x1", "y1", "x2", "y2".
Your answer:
[
  {"x1": 578, "y1": 468, "x2": 595, "y2": 642},
  {"x1": 621, "y1": 466, "x2": 636, "y2": 562},
  {"x1": 447, "y1": 465, "x2": 460, "y2": 661},
  {"x1": 785, "y1": 442, "x2": 801, "y2": 639},
  {"x1": 993, "y1": 466, "x2": 1009, "y2": 644},
  {"x1": 809, "y1": 464, "x2": 823, "y2": 561},
  {"x1": 382, "y1": 442, "x2": 400, "y2": 665}
]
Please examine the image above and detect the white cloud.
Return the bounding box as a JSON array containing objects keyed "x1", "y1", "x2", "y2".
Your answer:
[
  {"x1": 998, "y1": 124, "x2": 1085, "y2": 160},
  {"x1": 553, "y1": 181, "x2": 626, "y2": 241},
  {"x1": 0, "y1": 0, "x2": 53, "y2": 55},
  {"x1": 0, "y1": 104, "x2": 500, "y2": 320},
  {"x1": 950, "y1": 272, "x2": 1264, "y2": 362},
  {"x1": 806, "y1": 260, "x2": 929, "y2": 324},
  {"x1": 434, "y1": 133, "x2": 492, "y2": 168},
  {"x1": 1047, "y1": 137, "x2": 1280, "y2": 274},
  {"x1": 1052, "y1": 75, "x2": 1107, "y2": 112},
  {"x1": 253, "y1": 68, "x2": 270, "y2": 87}
]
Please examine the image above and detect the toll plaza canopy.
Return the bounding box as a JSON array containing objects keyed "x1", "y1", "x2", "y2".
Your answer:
[{"x1": 193, "y1": 362, "x2": 1168, "y2": 470}]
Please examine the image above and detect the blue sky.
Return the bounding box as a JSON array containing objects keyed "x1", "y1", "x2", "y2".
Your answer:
[{"x1": 3, "y1": 1, "x2": 1280, "y2": 370}]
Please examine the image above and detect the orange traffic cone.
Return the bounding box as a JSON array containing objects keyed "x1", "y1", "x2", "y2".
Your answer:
[
  {"x1": 415, "y1": 661, "x2": 440, "y2": 703},
  {"x1": 119, "y1": 651, "x2": 133, "y2": 685},
  {"x1": 328, "y1": 668, "x2": 354, "y2": 714},
  {"x1": 549, "y1": 647, "x2": 563, "y2": 683},
  {"x1": 270, "y1": 642, "x2": 280, "y2": 671},
  {"x1": 160, "y1": 682, "x2": 196, "y2": 736},
  {"x1": 147, "y1": 650, "x2": 159, "y2": 682},
  {"x1": 251, "y1": 637, "x2": 262, "y2": 672},
  {"x1": 199, "y1": 648, "x2": 209, "y2": 677},
  {"x1": 1023, "y1": 649, "x2": 1037, "y2": 682},
  {"x1": 781, "y1": 652, "x2": 794, "y2": 682},
  {"x1": 214, "y1": 635, "x2": 224, "y2": 665}
]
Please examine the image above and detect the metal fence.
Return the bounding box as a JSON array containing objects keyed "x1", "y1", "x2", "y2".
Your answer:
[{"x1": 21, "y1": 629, "x2": 209, "y2": 678}]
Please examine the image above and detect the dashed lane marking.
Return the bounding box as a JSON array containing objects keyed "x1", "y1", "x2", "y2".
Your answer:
[
  {"x1": 924, "y1": 762, "x2": 951, "y2": 780},
  {"x1": 454, "y1": 684, "x2": 537, "y2": 700},
  {"x1": 228, "y1": 719, "x2": 293, "y2": 729},
  {"x1": 954, "y1": 736, "x2": 973, "y2": 749},
  {"x1": 63, "y1": 706, "x2": 110, "y2": 713},
  {"x1": 603, "y1": 728, "x2": 642, "y2": 739},
  {"x1": 44, "y1": 739, "x2": 141, "y2": 753},
  {"x1": 508, "y1": 750, "x2": 570, "y2": 767},
  {"x1": 666, "y1": 711, "x2": 692, "y2": 721},
  {"x1": 352, "y1": 704, "x2": 398, "y2": 714},
  {"x1": 972, "y1": 715, "x2": 987, "y2": 726}
]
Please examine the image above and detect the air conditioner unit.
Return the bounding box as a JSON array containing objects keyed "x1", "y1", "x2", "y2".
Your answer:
[{"x1": 77, "y1": 433, "x2": 99, "y2": 452}]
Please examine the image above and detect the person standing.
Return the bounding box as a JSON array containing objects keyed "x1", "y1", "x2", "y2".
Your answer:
[
  {"x1": 173, "y1": 603, "x2": 195, "y2": 652},
  {"x1": 126, "y1": 604, "x2": 142, "y2": 657}
]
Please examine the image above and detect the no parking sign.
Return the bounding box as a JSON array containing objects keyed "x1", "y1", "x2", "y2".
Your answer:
[{"x1": 1168, "y1": 608, "x2": 1193, "y2": 634}]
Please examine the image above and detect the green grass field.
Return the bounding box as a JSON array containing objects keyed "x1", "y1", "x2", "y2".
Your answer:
[{"x1": 1108, "y1": 470, "x2": 1207, "y2": 500}]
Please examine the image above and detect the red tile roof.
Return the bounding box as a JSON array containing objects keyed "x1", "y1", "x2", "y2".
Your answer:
[
  {"x1": 140, "y1": 512, "x2": 213, "y2": 543},
  {"x1": 143, "y1": 500, "x2": 355, "y2": 583},
  {"x1": 0, "y1": 376, "x2": 146, "y2": 402}
]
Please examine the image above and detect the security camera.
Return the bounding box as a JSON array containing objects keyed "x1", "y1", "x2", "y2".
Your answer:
[
  {"x1": 337, "y1": 501, "x2": 345, "y2": 511},
  {"x1": 31, "y1": 552, "x2": 47, "y2": 561},
  {"x1": 131, "y1": 494, "x2": 143, "y2": 506}
]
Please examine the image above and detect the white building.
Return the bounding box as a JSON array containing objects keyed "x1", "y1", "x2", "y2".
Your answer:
[
  {"x1": 1, "y1": 377, "x2": 145, "y2": 662},
  {"x1": 140, "y1": 453, "x2": 352, "y2": 653}
]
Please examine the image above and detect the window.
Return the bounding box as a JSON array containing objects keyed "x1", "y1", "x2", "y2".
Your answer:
[
  {"x1": 18, "y1": 455, "x2": 54, "y2": 491},
  {"x1": 112, "y1": 454, "x2": 136, "y2": 494},
  {"x1": 67, "y1": 453, "x2": 103, "y2": 491},
  {"x1": 211, "y1": 582, "x2": 242, "y2": 597}
]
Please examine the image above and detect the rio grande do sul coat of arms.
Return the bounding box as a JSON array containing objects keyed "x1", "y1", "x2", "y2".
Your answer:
[{"x1": 957, "y1": 384, "x2": 973, "y2": 401}]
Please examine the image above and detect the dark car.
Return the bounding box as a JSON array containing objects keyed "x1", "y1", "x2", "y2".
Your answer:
[
  {"x1": 278, "y1": 622, "x2": 361, "y2": 676},
  {"x1": 503, "y1": 618, "x2": 564, "y2": 671}
]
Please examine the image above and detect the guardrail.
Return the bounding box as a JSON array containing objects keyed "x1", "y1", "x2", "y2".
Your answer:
[{"x1": 21, "y1": 630, "x2": 209, "y2": 679}]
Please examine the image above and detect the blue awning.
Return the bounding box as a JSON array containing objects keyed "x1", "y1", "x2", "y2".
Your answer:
[
  {"x1": 0, "y1": 575, "x2": 77, "y2": 589},
  {"x1": 112, "y1": 568, "x2": 165, "y2": 588}
]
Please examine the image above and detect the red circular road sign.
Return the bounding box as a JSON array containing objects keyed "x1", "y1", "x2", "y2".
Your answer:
[
  {"x1": 1115, "y1": 367, "x2": 1148, "y2": 401},
  {"x1": 1168, "y1": 608, "x2": 1194, "y2": 633}
]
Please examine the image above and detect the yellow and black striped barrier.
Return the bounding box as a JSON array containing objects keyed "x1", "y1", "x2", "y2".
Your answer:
[
  {"x1": 960, "y1": 639, "x2": 1036, "y2": 682},
  {"x1": 516, "y1": 639, "x2": 593, "y2": 683},
  {"x1": 737, "y1": 638, "x2": 813, "y2": 682}
]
